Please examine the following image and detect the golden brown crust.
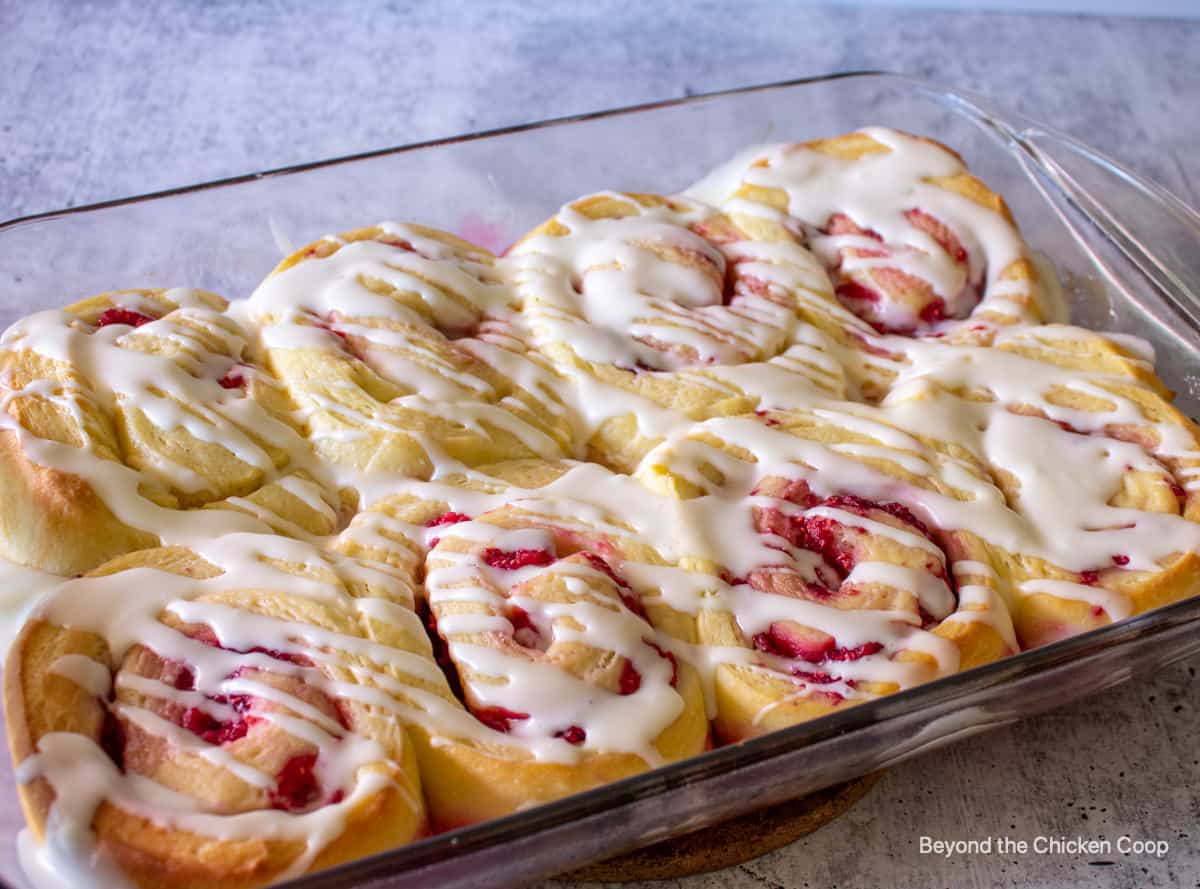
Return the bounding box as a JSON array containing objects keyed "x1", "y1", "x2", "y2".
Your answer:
[{"x1": 0, "y1": 430, "x2": 159, "y2": 575}]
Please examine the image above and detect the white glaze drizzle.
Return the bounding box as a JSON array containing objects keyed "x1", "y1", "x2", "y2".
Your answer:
[{"x1": 5, "y1": 128, "x2": 1199, "y2": 889}]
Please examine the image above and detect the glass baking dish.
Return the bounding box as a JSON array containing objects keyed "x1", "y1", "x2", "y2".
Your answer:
[{"x1": 2, "y1": 71, "x2": 1199, "y2": 889}]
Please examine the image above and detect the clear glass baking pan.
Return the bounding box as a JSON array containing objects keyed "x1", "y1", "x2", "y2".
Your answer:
[{"x1": 2, "y1": 71, "x2": 1199, "y2": 889}]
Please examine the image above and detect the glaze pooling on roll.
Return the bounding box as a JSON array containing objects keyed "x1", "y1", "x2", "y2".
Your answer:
[
  {"x1": 8, "y1": 532, "x2": 432, "y2": 888},
  {"x1": 632, "y1": 409, "x2": 1011, "y2": 740},
  {"x1": 0, "y1": 288, "x2": 343, "y2": 577},
  {"x1": 330, "y1": 460, "x2": 710, "y2": 829},
  {"x1": 506, "y1": 193, "x2": 827, "y2": 371},
  {"x1": 6, "y1": 128, "x2": 1200, "y2": 889},
  {"x1": 503, "y1": 191, "x2": 858, "y2": 469},
  {"x1": 243, "y1": 223, "x2": 574, "y2": 482},
  {"x1": 687, "y1": 127, "x2": 1045, "y2": 336}
]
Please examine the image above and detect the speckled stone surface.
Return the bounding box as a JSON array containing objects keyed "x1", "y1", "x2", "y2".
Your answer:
[{"x1": 1, "y1": 3, "x2": 1197, "y2": 888}]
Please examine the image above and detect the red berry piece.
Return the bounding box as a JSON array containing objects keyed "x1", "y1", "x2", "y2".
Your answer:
[
  {"x1": 217, "y1": 369, "x2": 246, "y2": 389},
  {"x1": 582, "y1": 553, "x2": 649, "y2": 620},
  {"x1": 100, "y1": 709, "x2": 126, "y2": 770},
  {"x1": 554, "y1": 725, "x2": 587, "y2": 745},
  {"x1": 426, "y1": 511, "x2": 471, "y2": 528},
  {"x1": 821, "y1": 494, "x2": 930, "y2": 537},
  {"x1": 793, "y1": 515, "x2": 857, "y2": 578},
  {"x1": 189, "y1": 626, "x2": 313, "y2": 668},
  {"x1": 835, "y1": 280, "x2": 882, "y2": 306},
  {"x1": 508, "y1": 606, "x2": 542, "y2": 649},
  {"x1": 753, "y1": 625, "x2": 834, "y2": 662},
  {"x1": 825, "y1": 212, "x2": 884, "y2": 242},
  {"x1": 474, "y1": 706, "x2": 530, "y2": 733},
  {"x1": 418, "y1": 600, "x2": 463, "y2": 699},
  {"x1": 270, "y1": 752, "x2": 321, "y2": 812},
  {"x1": 903, "y1": 207, "x2": 968, "y2": 264},
  {"x1": 645, "y1": 640, "x2": 679, "y2": 687},
  {"x1": 180, "y1": 707, "x2": 250, "y2": 746},
  {"x1": 581, "y1": 552, "x2": 623, "y2": 586},
  {"x1": 792, "y1": 668, "x2": 836, "y2": 685},
  {"x1": 377, "y1": 234, "x2": 417, "y2": 253},
  {"x1": 96, "y1": 307, "x2": 155, "y2": 328},
  {"x1": 248, "y1": 646, "x2": 310, "y2": 667},
  {"x1": 481, "y1": 547, "x2": 555, "y2": 571},
  {"x1": 618, "y1": 660, "x2": 642, "y2": 696},
  {"x1": 1111, "y1": 554, "x2": 1130, "y2": 567},
  {"x1": 918, "y1": 298, "x2": 947, "y2": 325},
  {"x1": 824, "y1": 641, "x2": 884, "y2": 662},
  {"x1": 172, "y1": 664, "x2": 196, "y2": 691}
]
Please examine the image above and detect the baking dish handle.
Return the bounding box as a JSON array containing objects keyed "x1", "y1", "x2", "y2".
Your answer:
[{"x1": 1007, "y1": 125, "x2": 1200, "y2": 333}]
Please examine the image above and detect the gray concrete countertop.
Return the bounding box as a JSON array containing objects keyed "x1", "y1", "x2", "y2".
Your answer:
[{"x1": 2, "y1": 3, "x2": 1197, "y2": 889}]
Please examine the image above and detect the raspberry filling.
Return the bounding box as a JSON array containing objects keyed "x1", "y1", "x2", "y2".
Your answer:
[
  {"x1": 904, "y1": 207, "x2": 968, "y2": 263},
  {"x1": 180, "y1": 704, "x2": 252, "y2": 746},
  {"x1": 417, "y1": 600, "x2": 464, "y2": 700},
  {"x1": 554, "y1": 725, "x2": 587, "y2": 745},
  {"x1": 581, "y1": 552, "x2": 648, "y2": 620},
  {"x1": 172, "y1": 664, "x2": 197, "y2": 690},
  {"x1": 753, "y1": 623, "x2": 883, "y2": 665},
  {"x1": 188, "y1": 626, "x2": 314, "y2": 669},
  {"x1": 217, "y1": 368, "x2": 246, "y2": 389},
  {"x1": 159, "y1": 632, "x2": 345, "y2": 749},
  {"x1": 100, "y1": 708, "x2": 126, "y2": 770},
  {"x1": 474, "y1": 706, "x2": 530, "y2": 733},
  {"x1": 793, "y1": 494, "x2": 932, "y2": 581},
  {"x1": 114, "y1": 642, "x2": 349, "y2": 814},
  {"x1": 427, "y1": 512, "x2": 471, "y2": 547},
  {"x1": 792, "y1": 668, "x2": 837, "y2": 685},
  {"x1": 377, "y1": 234, "x2": 419, "y2": 254},
  {"x1": 816, "y1": 493, "x2": 932, "y2": 537},
  {"x1": 752, "y1": 625, "x2": 832, "y2": 662},
  {"x1": 820, "y1": 209, "x2": 971, "y2": 335},
  {"x1": 308, "y1": 312, "x2": 356, "y2": 354},
  {"x1": 919, "y1": 299, "x2": 948, "y2": 326},
  {"x1": 507, "y1": 605, "x2": 543, "y2": 649},
  {"x1": 96, "y1": 307, "x2": 155, "y2": 329},
  {"x1": 618, "y1": 660, "x2": 642, "y2": 696},
  {"x1": 645, "y1": 639, "x2": 679, "y2": 688},
  {"x1": 826, "y1": 641, "x2": 885, "y2": 661},
  {"x1": 270, "y1": 752, "x2": 321, "y2": 812},
  {"x1": 754, "y1": 489, "x2": 952, "y2": 596},
  {"x1": 748, "y1": 488, "x2": 956, "y2": 635},
  {"x1": 426, "y1": 511, "x2": 471, "y2": 528},
  {"x1": 481, "y1": 547, "x2": 556, "y2": 571}
]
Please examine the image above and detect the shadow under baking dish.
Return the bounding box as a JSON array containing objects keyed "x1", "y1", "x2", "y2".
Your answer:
[{"x1": 2, "y1": 71, "x2": 1200, "y2": 889}]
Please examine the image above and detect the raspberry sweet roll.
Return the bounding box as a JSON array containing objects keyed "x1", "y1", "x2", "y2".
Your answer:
[
  {"x1": 876, "y1": 323, "x2": 1200, "y2": 648},
  {"x1": 335, "y1": 459, "x2": 710, "y2": 829},
  {"x1": 503, "y1": 192, "x2": 857, "y2": 470},
  {"x1": 687, "y1": 128, "x2": 1047, "y2": 343},
  {"x1": 0, "y1": 288, "x2": 340, "y2": 577},
  {"x1": 5, "y1": 532, "x2": 431, "y2": 889},
  {"x1": 243, "y1": 224, "x2": 574, "y2": 487},
  {"x1": 634, "y1": 409, "x2": 1017, "y2": 742}
]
